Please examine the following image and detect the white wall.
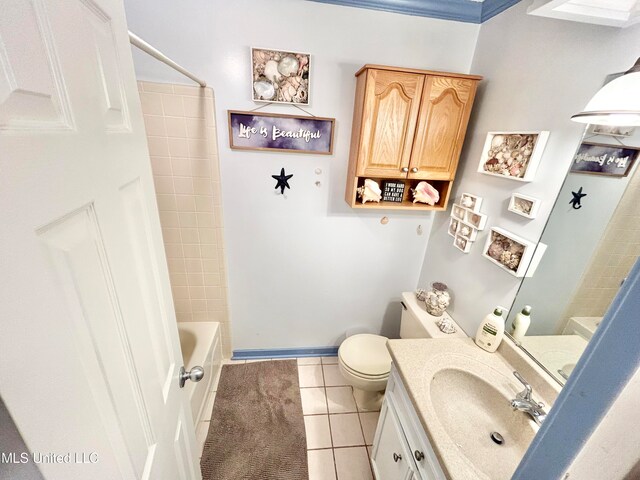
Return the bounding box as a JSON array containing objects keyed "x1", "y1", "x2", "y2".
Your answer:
[
  {"x1": 123, "y1": 0, "x2": 480, "y2": 350},
  {"x1": 418, "y1": 1, "x2": 640, "y2": 335}
]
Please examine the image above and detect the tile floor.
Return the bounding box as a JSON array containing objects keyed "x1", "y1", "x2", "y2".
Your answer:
[{"x1": 199, "y1": 356, "x2": 379, "y2": 480}]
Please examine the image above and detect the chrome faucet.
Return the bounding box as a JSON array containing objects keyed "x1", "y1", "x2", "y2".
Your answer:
[{"x1": 510, "y1": 371, "x2": 547, "y2": 425}]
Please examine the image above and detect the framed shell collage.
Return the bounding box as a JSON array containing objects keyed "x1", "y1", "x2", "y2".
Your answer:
[
  {"x1": 478, "y1": 131, "x2": 549, "y2": 182},
  {"x1": 251, "y1": 47, "x2": 311, "y2": 105}
]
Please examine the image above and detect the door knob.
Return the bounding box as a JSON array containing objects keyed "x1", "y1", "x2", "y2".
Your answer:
[
  {"x1": 414, "y1": 450, "x2": 425, "y2": 461},
  {"x1": 179, "y1": 366, "x2": 205, "y2": 388},
  {"x1": 401, "y1": 167, "x2": 409, "y2": 173},
  {"x1": 393, "y1": 453, "x2": 402, "y2": 462},
  {"x1": 411, "y1": 167, "x2": 418, "y2": 173}
]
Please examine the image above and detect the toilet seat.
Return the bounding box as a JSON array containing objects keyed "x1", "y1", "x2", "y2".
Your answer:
[{"x1": 338, "y1": 334, "x2": 392, "y2": 378}]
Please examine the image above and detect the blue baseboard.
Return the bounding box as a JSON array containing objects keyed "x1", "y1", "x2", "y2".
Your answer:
[{"x1": 233, "y1": 346, "x2": 339, "y2": 360}]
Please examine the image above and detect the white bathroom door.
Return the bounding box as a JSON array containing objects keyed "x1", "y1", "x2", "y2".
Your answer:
[{"x1": 0, "y1": 0, "x2": 201, "y2": 479}]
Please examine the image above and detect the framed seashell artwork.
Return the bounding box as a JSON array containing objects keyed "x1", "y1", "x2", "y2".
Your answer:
[
  {"x1": 453, "y1": 234, "x2": 472, "y2": 253},
  {"x1": 464, "y1": 209, "x2": 487, "y2": 230},
  {"x1": 477, "y1": 131, "x2": 550, "y2": 182},
  {"x1": 459, "y1": 193, "x2": 482, "y2": 212},
  {"x1": 251, "y1": 47, "x2": 311, "y2": 105},
  {"x1": 508, "y1": 193, "x2": 541, "y2": 219},
  {"x1": 482, "y1": 227, "x2": 537, "y2": 277},
  {"x1": 451, "y1": 204, "x2": 467, "y2": 221},
  {"x1": 448, "y1": 217, "x2": 460, "y2": 237},
  {"x1": 457, "y1": 221, "x2": 478, "y2": 241}
]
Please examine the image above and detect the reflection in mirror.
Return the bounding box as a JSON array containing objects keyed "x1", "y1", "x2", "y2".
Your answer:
[{"x1": 507, "y1": 90, "x2": 640, "y2": 385}]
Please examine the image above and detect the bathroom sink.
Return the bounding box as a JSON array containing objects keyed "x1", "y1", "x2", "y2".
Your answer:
[{"x1": 429, "y1": 367, "x2": 537, "y2": 479}]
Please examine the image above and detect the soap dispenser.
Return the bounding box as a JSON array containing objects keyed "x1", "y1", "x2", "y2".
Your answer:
[
  {"x1": 509, "y1": 305, "x2": 532, "y2": 342},
  {"x1": 475, "y1": 307, "x2": 505, "y2": 353}
]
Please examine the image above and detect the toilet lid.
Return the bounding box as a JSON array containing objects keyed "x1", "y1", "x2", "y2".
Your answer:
[{"x1": 339, "y1": 334, "x2": 392, "y2": 377}]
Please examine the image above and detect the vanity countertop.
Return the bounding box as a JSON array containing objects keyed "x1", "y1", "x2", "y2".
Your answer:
[{"x1": 386, "y1": 338, "x2": 557, "y2": 480}]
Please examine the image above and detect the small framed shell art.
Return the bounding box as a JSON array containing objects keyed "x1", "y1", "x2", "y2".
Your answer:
[
  {"x1": 482, "y1": 227, "x2": 536, "y2": 277},
  {"x1": 457, "y1": 221, "x2": 478, "y2": 241},
  {"x1": 451, "y1": 204, "x2": 467, "y2": 221},
  {"x1": 465, "y1": 209, "x2": 487, "y2": 230},
  {"x1": 448, "y1": 217, "x2": 460, "y2": 237},
  {"x1": 478, "y1": 131, "x2": 550, "y2": 182},
  {"x1": 460, "y1": 193, "x2": 482, "y2": 212},
  {"x1": 251, "y1": 47, "x2": 311, "y2": 105},
  {"x1": 508, "y1": 193, "x2": 541, "y2": 219},
  {"x1": 454, "y1": 235, "x2": 472, "y2": 253}
]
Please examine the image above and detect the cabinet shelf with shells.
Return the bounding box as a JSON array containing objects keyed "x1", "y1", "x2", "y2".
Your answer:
[
  {"x1": 352, "y1": 177, "x2": 452, "y2": 210},
  {"x1": 345, "y1": 65, "x2": 482, "y2": 211}
]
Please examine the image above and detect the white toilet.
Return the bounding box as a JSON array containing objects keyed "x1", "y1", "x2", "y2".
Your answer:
[{"x1": 338, "y1": 292, "x2": 466, "y2": 410}]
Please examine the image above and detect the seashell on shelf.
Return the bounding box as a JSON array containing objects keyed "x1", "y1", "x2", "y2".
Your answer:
[
  {"x1": 277, "y1": 56, "x2": 299, "y2": 77},
  {"x1": 412, "y1": 181, "x2": 440, "y2": 205},
  {"x1": 356, "y1": 179, "x2": 382, "y2": 204},
  {"x1": 253, "y1": 80, "x2": 275, "y2": 100},
  {"x1": 264, "y1": 60, "x2": 282, "y2": 83}
]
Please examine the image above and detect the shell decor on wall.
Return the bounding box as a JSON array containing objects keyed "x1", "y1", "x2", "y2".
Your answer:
[
  {"x1": 449, "y1": 193, "x2": 487, "y2": 254},
  {"x1": 251, "y1": 47, "x2": 311, "y2": 105}
]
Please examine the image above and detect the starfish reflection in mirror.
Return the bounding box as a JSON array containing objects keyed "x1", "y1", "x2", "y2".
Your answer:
[
  {"x1": 272, "y1": 168, "x2": 293, "y2": 195},
  {"x1": 570, "y1": 187, "x2": 587, "y2": 209}
]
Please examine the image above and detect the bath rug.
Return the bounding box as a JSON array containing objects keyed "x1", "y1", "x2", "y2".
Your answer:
[{"x1": 200, "y1": 360, "x2": 308, "y2": 480}]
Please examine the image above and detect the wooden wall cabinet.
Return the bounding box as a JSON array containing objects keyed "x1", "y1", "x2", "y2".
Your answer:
[{"x1": 346, "y1": 65, "x2": 481, "y2": 211}]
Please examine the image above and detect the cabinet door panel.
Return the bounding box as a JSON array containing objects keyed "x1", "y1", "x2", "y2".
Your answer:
[
  {"x1": 358, "y1": 70, "x2": 424, "y2": 178},
  {"x1": 409, "y1": 76, "x2": 477, "y2": 180},
  {"x1": 371, "y1": 393, "x2": 415, "y2": 480}
]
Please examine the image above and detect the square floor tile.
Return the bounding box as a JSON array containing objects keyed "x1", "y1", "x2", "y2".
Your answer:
[
  {"x1": 299, "y1": 365, "x2": 325, "y2": 388},
  {"x1": 323, "y1": 364, "x2": 348, "y2": 387},
  {"x1": 329, "y1": 414, "x2": 365, "y2": 447},
  {"x1": 359, "y1": 412, "x2": 380, "y2": 445},
  {"x1": 304, "y1": 415, "x2": 332, "y2": 450},
  {"x1": 222, "y1": 359, "x2": 246, "y2": 364},
  {"x1": 300, "y1": 387, "x2": 328, "y2": 415},
  {"x1": 246, "y1": 358, "x2": 268, "y2": 363},
  {"x1": 334, "y1": 447, "x2": 373, "y2": 480},
  {"x1": 355, "y1": 393, "x2": 382, "y2": 413},
  {"x1": 322, "y1": 356, "x2": 339, "y2": 365},
  {"x1": 307, "y1": 449, "x2": 337, "y2": 480},
  {"x1": 298, "y1": 357, "x2": 322, "y2": 365},
  {"x1": 326, "y1": 387, "x2": 357, "y2": 414}
]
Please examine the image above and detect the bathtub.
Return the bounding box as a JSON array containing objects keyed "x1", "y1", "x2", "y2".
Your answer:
[{"x1": 177, "y1": 322, "x2": 222, "y2": 425}]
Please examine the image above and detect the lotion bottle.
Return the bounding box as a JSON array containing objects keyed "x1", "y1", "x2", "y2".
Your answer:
[
  {"x1": 509, "y1": 305, "x2": 532, "y2": 342},
  {"x1": 475, "y1": 307, "x2": 505, "y2": 353}
]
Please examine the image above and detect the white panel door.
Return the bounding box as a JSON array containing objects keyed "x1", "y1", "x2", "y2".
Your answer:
[{"x1": 0, "y1": 0, "x2": 201, "y2": 479}]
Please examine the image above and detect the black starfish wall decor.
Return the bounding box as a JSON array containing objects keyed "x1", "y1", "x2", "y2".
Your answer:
[
  {"x1": 272, "y1": 168, "x2": 293, "y2": 194},
  {"x1": 570, "y1": 187, "x2": 587, "y2": 209}
]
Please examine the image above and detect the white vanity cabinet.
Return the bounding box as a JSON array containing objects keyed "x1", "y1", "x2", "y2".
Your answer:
[{"x1": 371, "y1": 365, "x2": 447, "y2": 480}]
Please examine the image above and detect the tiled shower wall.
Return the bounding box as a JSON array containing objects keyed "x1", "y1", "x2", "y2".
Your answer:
[
  {"x1": 138, "y1": 81, "x2": 231, "y2": 357},
  {"x1": 563, "y1": 169, "x2": 640, "y2": 323}
]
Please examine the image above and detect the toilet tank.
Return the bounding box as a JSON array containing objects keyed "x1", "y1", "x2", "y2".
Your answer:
[{"x1": 400, "y1": 292, "x2": 466, "y2": 339}]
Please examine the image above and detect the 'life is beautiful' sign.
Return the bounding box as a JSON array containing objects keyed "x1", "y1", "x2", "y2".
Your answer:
[
  {"x1": 228, "y1": 110, "x2": 335, "y2": 155},
  {"x1": 570, "y1": 142, "x2": 639, "y2": 177}
]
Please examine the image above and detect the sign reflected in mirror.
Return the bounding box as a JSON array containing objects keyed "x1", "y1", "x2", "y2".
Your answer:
[{"x1": 507, "y1": 125, "x2": 640, "y2": 384}]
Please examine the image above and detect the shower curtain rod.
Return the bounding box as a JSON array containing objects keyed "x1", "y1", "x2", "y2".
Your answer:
[{"x1": 128, "y1": 31, "x2": 207, "y2": 87}]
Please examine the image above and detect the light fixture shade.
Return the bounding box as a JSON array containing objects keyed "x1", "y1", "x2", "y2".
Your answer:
[{"x1": 572, "y1": 61, "x2": 640, "y2": 126}]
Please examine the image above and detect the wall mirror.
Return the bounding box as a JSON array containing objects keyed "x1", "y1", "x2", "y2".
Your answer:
[{"x1": 506, "y1": 77, "x2": 640, "y2": 384}]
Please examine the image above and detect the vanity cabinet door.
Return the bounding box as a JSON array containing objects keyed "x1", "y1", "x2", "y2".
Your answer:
[
  {"x1": 371, "y1": 392, "x2": 416, "y2": 480},
  {"x1": 357, "y1": 69, "x2": 425, "y2": 178},
  {"x1": 408, "y1": 76, "x2": 478, "y2": 180}
]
